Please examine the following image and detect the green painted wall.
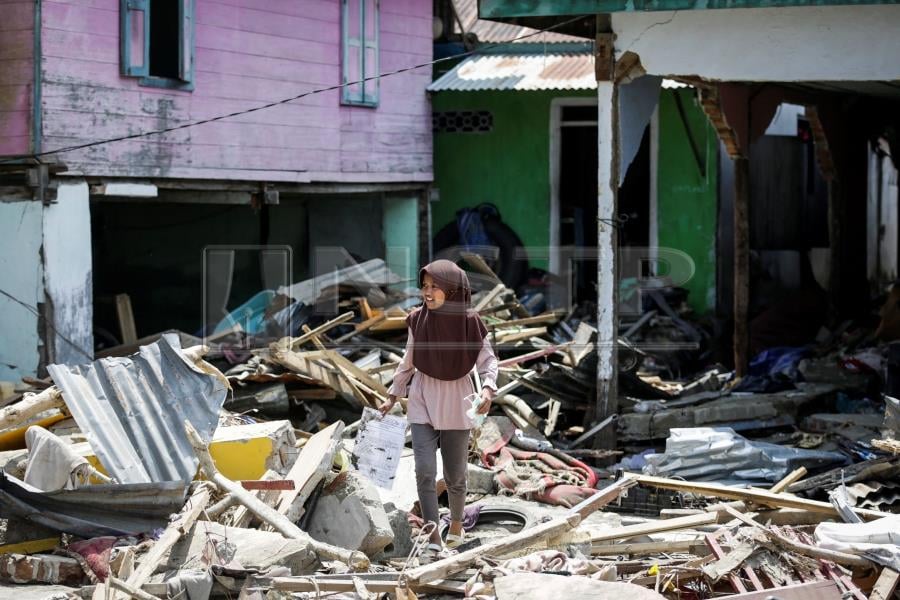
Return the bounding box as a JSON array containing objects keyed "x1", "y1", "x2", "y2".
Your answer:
[
  {"x1": 383, "y1": 193, "x2": 419, "y2": 288},
  {"x1": 657, "y1": 88, "x2": 718, "y2": 314},
  {"x1": 432, "y1": 89, "x2": 594, "y2": 270}
]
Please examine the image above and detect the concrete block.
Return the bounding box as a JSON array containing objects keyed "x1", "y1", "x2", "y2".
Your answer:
[
  {"x1": 0, "y1": 554, "x2": 87, "y2": 586},
  {"x1": 307, "y1": 471, "x2": 393, "y2": 557},
  {"x1": 167, "y1": 521, "x2": 317, "y2": 574},
  {"x1": 371, "y1": 503, "x2": 413, "y2": 561},
  {"x1": 467, "y1": 463, "x2": 496, "y2": 494}
]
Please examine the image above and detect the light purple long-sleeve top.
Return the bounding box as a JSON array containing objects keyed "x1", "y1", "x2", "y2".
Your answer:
[{"x1": 388, "y1": 331, "x2": 499, "y2": 430}]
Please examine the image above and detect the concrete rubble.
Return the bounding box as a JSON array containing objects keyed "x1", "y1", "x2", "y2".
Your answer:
[{"x1": 0, "y1": 258, "x2": 899, "y2": 599}]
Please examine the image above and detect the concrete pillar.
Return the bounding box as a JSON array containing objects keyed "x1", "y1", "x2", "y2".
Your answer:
[
  {"x1": 42, "y1": 181, "x2": 93, "y2": 367},
  {"x1": 594, "y1": 67, "x2": 620, "y2": 449}
]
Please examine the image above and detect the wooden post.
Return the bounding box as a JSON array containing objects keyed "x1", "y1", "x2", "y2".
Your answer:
[
  {"x1": 115, "y1": 293, "x2": 138, "y2": 345},
  {"x1": 870, "y1": 568, "x2": 900, "y2": 600},
  {"x1": 828, "y1": 178, "x2": 842, "y2": 317},
  {"x1": 594, "y1": 30, "x2": 620, "y2": 450},
  {"x1": 733, "y1": 157, "x2": 750, "y2": 377}
]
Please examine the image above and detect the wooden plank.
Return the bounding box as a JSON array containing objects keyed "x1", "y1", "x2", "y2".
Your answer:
[
  {"x1": 474, "y1": 283, "x2": 506, "y2": 312},
  {"x1": 273, "y1": 421, "x2": 344, "y2": 522},
  {"x1": 240, "y1": 480, "x2": 295, "y2": 491},
  {"x1": 269, "y1": 348, "x2": 363, "y2": 407},
  {"x1": 0, "y1": 538, "x2": 59, "y2": 555},
  {"x1": 723, "y1": 580, "x2": 843, "y2": 600},
  {"x1": 588, "y1": 512, "x2": 718, "y2": 545},
  {"x1": 634, "y1": 474, "x2": 890, "y2": 520},
  {"x1": 870, "y1": 569, "x2": 900, "y2": 600},
  {"x1": 114, "y1": 293, "x2": 137, "y2": 345},
  {"x1": 591, "y1": 539, "x2": 709, "y2": 556},
  {"x1": 121, "y1": 485, "x2": 211, "y2": 599},
  {"x1": 286, "y1": 311, "x2": 354, "y2": 349},
  {"x1": 406, "y1": 479, "x2": 634, "y2": 586},
  {"x1": 489, "y1": 311, "x2": 565, "y2": 329},
  {"x1": 704, "y1": 532, "x2": 747, "y2": 593}
]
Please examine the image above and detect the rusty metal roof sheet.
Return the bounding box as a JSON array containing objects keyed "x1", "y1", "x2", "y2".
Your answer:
[
  {"x1": 428, "y1": 52, "x2": 596, "y2": 92},
  {"x1": 47, "y1": 334, "x2": 229, "y2": 485}
]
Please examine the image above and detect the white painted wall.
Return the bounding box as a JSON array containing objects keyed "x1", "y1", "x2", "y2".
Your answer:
[
  {"x1": 612, "y1": 5, "x2": 900, "y2": 81},
  {"x1": 43, "y1": 181, "x2": 94, "y2": 366},
  {"x1": 0, "y1": 201, "x2": 44, "y2": 380}
]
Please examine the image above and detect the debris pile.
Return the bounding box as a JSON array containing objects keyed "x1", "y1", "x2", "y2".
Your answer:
[{"x1": 1, "y1": 256, "x2": 899, "y2": 599}]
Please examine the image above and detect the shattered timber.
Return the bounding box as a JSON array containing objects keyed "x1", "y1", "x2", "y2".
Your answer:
[
  {"x1": 4, "y1": 0, "x2": 900, "y2": 599},
  {"x1": 1, "y1": 250, "x2": 900, "y2": 600}
]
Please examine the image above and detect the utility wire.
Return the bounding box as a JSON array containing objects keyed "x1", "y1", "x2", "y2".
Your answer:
[
  {"x1": 0, "y1": 288, "x2": 95, "y2": 361},
  {"x1": 0, "y1": 17, "x2": 585, "y2": 165}
]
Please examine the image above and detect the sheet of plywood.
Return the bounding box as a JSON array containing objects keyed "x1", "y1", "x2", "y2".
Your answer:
[{"x1": 273, "y1": 421, "x2": 345, "y2": 522}]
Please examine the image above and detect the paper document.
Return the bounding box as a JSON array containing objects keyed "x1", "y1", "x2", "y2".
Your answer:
[{"x1": 352, "y1": 407, "x2": 408, "y2": 489}]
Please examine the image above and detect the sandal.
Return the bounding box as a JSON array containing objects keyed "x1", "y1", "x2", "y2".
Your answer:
[
  {"x1": 419, "y1": 543, "x2": 452, "y2": 563},
  {"x1": 445, "y1": 531, "x2": 465, "y2": 549}
]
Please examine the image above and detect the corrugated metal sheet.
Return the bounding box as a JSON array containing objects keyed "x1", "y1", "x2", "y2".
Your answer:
[
  {"x1": 47, "y1": 334, "x2": 229, "y2": 485},
  {"x1": 452, "y1": 0, "x2": 583, "y2": 44},
  {"x1": 0, "y1": 471, "x2": 187, "y2": 537},
  {"x1": 428, "y1": 52, "x2": 596, "y2": 92},
  {"x1": 429, "y1": 52, "x2": 694, "y2": 93}
]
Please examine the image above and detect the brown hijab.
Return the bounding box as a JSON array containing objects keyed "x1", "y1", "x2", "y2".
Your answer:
[{"x1": 407, "y1": 260, "x2": 488, "y2": 381}]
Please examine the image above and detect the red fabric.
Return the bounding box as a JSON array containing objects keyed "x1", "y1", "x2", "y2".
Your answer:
[
  {"x1": 68, "y1": 536, "x2": 118, "y2": 582},
  {"x1": 481, "y1": 438, "x2": 598, "y2": 508}
]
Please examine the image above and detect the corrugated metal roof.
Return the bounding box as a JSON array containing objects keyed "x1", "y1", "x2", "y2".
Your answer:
[
  {"x1": 0, "y1": 471, "x2": 187, "y2": 537},
  {"x1": 429, "y1": 52, "x2": 694, "y2": 92},
  {"x1": 47, "y1": 334, "x2": 229, "y2": 485},
  {"x1": 452, "y1": 0, "x2": 583, "y2": 44},
  {"x1": 428, "y1": 52, "x2": 596, "y2": 92}
]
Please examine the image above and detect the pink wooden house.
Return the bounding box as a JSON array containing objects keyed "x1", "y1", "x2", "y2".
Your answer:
[{"x1": 0, "y1": 0, "x2": 433, "y2": 378}]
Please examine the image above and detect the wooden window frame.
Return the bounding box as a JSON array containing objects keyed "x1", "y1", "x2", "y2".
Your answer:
[
  {"x1": 341, "y1": 0, "x2": 380, "y2": 107},
  {"x1": 120, "y1": 0, "x2": 195, "y2": 91}
]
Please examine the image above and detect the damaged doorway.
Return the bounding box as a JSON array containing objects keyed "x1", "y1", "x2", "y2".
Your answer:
[{"x1": 550, "y1": 98, "x2": 651, "y2": 305}]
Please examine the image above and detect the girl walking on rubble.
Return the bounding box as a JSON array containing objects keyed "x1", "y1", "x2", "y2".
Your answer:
[{"x1": 380, "y1": 259, "x2": 498, "y2": 557}]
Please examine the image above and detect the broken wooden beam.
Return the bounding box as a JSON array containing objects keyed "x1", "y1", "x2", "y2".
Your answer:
[
  {"x1": 722, "y1": 506, "x2": 872, "y2": 567},
  {"x1": 870, "y1": 568, "x2": 900, "y2": 600},
  {"x1": 184, "y1": 421, "x2": 368, "y2": 571},
  {"x1": 588, "y1": 512, "x2": 719, "y2": 545},
  {"x1": 0, "y1": 386, "x2": 65, "y2": 432},
  {"x1": 118, "y1": 484, "x2": 212, "y2": 599},
  {"x1": 404, "y1": 478, "x2": 634, "y2": 586},
  {"x1": 285, "y1": 311, "x2": 355, "y2": 349},
  {"x1": 240, "y1": 480, "x2": 295, "y2": 491},
  {"x1": 633, "y1": 474, "x2": 890, "y2": 520}
]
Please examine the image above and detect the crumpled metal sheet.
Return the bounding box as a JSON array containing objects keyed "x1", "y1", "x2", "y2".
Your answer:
[
  {"x1": 0, "y1": 471, "x2": 186, "y2": 537},
  {"x1": 643, "y1": 427, "x2": 847, "y2": 486},
  {"x1": 47, "y1": 334, "x2": 229, "y2": 485}
]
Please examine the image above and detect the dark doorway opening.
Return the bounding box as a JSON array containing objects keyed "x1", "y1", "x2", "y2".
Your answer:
[{"x1": 559, "y1": 113, "x2": 651, "y2": 302}]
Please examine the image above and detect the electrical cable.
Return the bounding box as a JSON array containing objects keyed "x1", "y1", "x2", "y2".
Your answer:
[{"x1": 0, "y1": 287, "x2": 94, "y2": 361}]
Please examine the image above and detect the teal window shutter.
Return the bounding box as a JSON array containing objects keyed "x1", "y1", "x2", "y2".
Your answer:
[
  {"x1": 120, "y1": 0, "x2": 150, "y2": 77},
  {"x1": 178, "y1": 0, "x2": 195, "y2": 84},
  {"x1": 363, "y1": 0, "x2": 380, "y2": 106},
  {"x1": 341, "y1": 0, "x2": 379, "y2": 107}
]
